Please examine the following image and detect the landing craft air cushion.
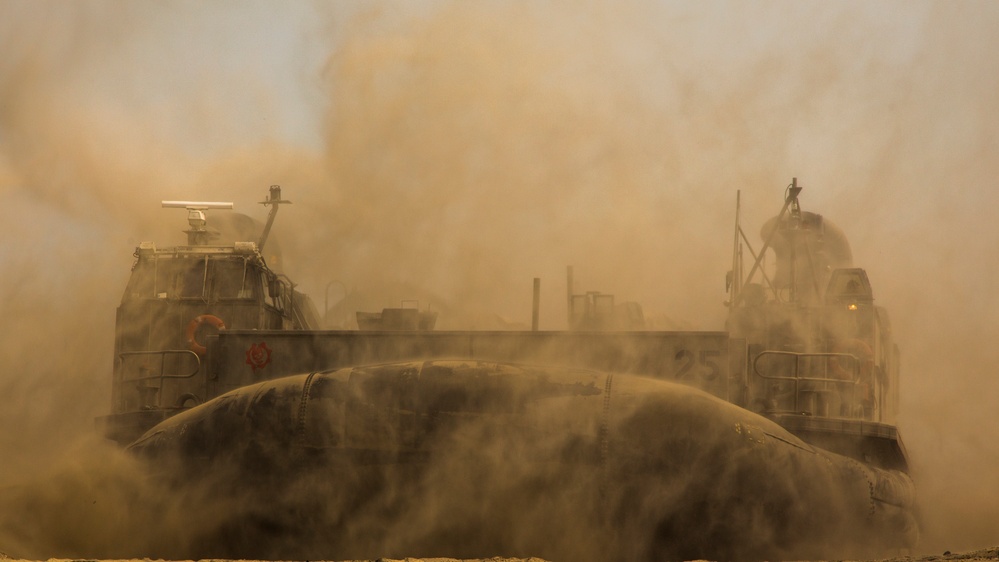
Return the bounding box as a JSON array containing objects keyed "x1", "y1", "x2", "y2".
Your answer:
[{"x1": 99, "y1": 182, "x2": 918, "y2": 560}]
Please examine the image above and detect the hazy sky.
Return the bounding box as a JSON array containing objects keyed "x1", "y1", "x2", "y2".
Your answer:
[{"x1": 2, "y1": 0, "x2": 998, "y2": 554}]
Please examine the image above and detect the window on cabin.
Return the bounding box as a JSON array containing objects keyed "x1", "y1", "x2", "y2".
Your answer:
[
  {"x1": 172, "y1": 260, "x2": 207, "y2": 298},
  {"x1": 124, "y1": 261, "x2": 155, "y2": 299},
  {"x1": 826, "y1": 269, "x2": 872, "y2": 301},
  {"x1": 210, "y1": 259, "x2": 256, "y2": 300},
  {"x1": 123, "y1": 258, "x2": 207, "y2": 300}
]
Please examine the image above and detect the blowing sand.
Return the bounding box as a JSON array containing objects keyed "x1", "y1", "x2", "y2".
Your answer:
[
  {"x1": 3, "y1": 544, "x2": 999, "y2": 562},
  {"x1": 3, "y1": 553, "x2": 999, "y2": 562}
]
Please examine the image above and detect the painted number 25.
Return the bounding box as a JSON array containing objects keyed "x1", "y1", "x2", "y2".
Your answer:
[{"x1": 674, "y1": 348, "x2": 723, "y2": 381}]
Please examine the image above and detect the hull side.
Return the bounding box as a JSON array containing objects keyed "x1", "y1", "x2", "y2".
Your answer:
[{"x1": 129, "y1": 360, "x2": 916, "y2": 561}]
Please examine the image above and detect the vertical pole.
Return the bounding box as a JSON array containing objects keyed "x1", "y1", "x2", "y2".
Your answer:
[
  {"x1": 532, "y1": 278, "x2": 541, "y2": 331},
  {"x1": 566, "y1": 266, "x2": 574, "y2": 328},
  {"x1": 788, "y1": 177, "x2": 799, "y2": 304},
  {"x1": 258, "y1": 185, "x2": 290, "y2": 253},
  {"x1": 731, "y1": 190, "x2": 742, "y2": 305}
]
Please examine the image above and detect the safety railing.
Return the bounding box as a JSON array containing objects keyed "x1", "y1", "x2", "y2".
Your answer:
[
  {"x1": 117, "y1": 349, "x2": 202, "y2": 409},
  {"x1": 752, "y1": 350, "x2": 863, "y2": 418}
]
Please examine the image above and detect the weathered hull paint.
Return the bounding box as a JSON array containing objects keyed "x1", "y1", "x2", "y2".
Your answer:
[{"x1": 130, "y1": 360, "x2": 917, "y2": 561}]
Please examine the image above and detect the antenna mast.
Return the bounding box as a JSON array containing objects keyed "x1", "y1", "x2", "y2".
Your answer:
[
  {"x1": 742, "y1": 179, "x2": 801, "y2": 287},
  {"x1": 729, "y1": 190, "x2": 743, "y2": 305},
  {"x1": 258, "y1": 185, "x2": 291, "y2": 252}
]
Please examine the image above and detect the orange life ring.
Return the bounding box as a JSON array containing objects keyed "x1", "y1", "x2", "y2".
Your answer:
[
  {"x1": 830, "y1": 338, "x2": 873, "y2": 381},
  {"x1": 185, "y1": 314, "x2": 226, "y2": 355}
]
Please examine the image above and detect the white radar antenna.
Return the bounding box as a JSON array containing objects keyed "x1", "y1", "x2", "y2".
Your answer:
[{"x1": 161, "y1": 200, "x2": 234, "y2": 246}]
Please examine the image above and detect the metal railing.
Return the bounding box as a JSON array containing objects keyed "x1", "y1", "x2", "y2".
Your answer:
[
  {"x1": 752, "y1": 350, "x2": 862, "y2": 417},
  {"x1": 117, "y1": 349, "x2": 202, "y2": 409}
]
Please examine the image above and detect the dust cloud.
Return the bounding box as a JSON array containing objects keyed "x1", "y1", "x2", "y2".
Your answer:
[{"x1": 1, "y1": 0, "x2": 998, "y2": 558}]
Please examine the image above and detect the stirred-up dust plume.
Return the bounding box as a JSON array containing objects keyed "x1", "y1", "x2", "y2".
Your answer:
[
  {"x1": 40, "y1": 360, "x2": 908, "y2": 561},
  {"x1": 2, "y1": 0, "x2": 999, "y2": 558}
]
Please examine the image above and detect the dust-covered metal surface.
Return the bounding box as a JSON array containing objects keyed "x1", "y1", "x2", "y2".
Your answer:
[
  {"x1": 125, "y1": 359, "x2": 916, "y2": 561},
  {"x1": 208, "y1": 329, "x2": 738, "y2": 397},
  {"x1": 69, "y1": 184, "x2": 920, "y2": 561}
]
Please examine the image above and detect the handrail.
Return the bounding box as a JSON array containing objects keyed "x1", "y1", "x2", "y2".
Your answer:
[
  {"x1": 117, "y1": 349, "x2": 202, "y2": 408},
  {"x1": 752, "y1": 350, "x2": 860, "y2": 416}
]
